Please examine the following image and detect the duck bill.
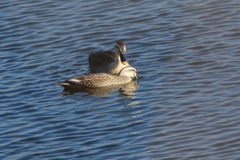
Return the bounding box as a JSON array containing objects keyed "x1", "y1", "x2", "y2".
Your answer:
[{"x1": 120, "y1": 52, "x2": 127, "y2": 65}]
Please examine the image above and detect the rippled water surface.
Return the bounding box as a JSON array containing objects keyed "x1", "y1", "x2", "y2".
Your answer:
[{"x1": 1, "y1": 0, "x2": 240, "y2": 159}]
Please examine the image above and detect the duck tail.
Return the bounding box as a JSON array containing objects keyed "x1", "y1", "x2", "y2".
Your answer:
[{"x1": 55, "y1": 82, "x2": 71, "y2": 86}]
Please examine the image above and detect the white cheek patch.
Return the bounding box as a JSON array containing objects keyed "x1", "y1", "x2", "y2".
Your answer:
[{"x1": 69, "y1": 78, "x2": 81, "y2": 82}]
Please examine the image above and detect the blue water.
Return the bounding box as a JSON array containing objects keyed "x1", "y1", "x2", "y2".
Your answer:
[{"x1": 1, "y1": 0, "x2": 240, "y2": 159}]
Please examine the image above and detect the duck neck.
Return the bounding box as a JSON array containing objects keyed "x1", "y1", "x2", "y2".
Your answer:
[{"x1": 109, "y1": 54, "x2": 122, "y2": 75}]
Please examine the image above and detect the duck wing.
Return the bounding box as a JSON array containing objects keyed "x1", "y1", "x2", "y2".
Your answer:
[
  {"x1": 88, "y1": 51, "x2": 116, "y2": 73},
  {"x1": 57, "y1": 73, "x2": 119, "y2": 88}
]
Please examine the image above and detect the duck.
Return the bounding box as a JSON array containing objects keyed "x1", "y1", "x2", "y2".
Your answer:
[
  {"x1": 88, "y1": 41, "x2": 131, "y2": 75},
  {"x1": 56, "y1": 66, "x2": 137, "y2": 89}
]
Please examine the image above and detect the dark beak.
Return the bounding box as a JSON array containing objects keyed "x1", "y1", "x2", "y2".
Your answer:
[{"x1": 120, "y1": 52, "x2": 126, "y2": 63}]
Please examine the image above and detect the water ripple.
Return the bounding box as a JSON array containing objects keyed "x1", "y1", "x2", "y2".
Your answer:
[{"x1": 1, "y1": 0, "x2": 240, "y2": 159}]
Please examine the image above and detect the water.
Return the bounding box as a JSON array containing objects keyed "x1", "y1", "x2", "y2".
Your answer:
[{"x1": 1, "y1": 0, "x2": 240, "y2": 159}]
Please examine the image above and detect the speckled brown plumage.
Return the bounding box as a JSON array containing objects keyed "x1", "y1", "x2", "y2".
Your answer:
[
  {"x1": 56, "y1": 66, "x2": 137, "y2": 89},
  {"x1": 57, "y1": 73, "x2": 131, "y2": 88},
  {"x1": 62, "y1": 80, "x2": 138, "y2": 95}
]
